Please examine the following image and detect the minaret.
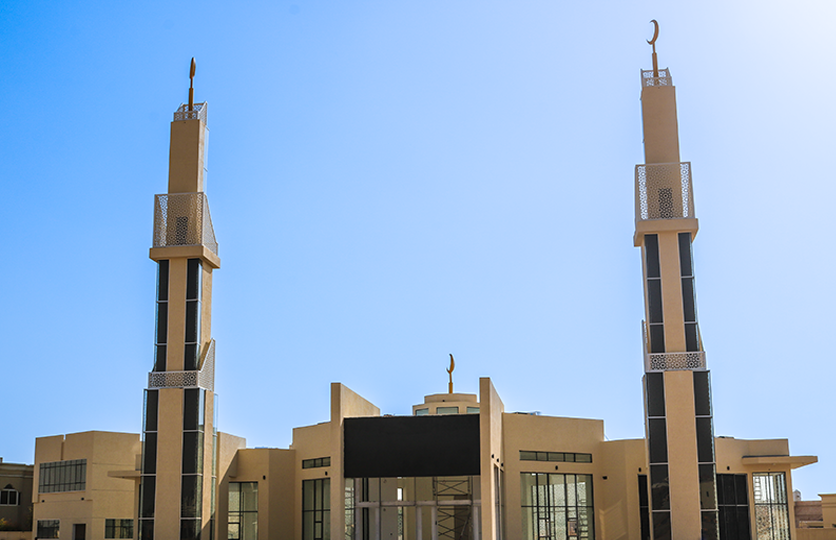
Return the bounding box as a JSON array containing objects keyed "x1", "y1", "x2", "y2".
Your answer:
[
  {"x1": 139, "y1": 58, "x2": 221, "y2": 540},
  {"x1": 635, "y1": 24, "x2": 718, "y2": 540}
]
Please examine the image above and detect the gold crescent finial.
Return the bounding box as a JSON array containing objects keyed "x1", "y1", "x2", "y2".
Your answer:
[
  {"x1": 447, "y1": 354, "x2": 455, "y2": 394},
  {"x1": 647, "y1": 21, "x2": 660, "y2": 77},
  {"x1": 188, "y1": 57, "x2": 196, "y2": 112},
  {"x1": 647, "y1": 20, "x2": 659, "y2": 46}
]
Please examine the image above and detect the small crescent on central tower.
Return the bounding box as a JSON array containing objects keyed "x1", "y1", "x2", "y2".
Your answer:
[{"x1": 647, "y1": 19, "x2": 659, "y2": 46}]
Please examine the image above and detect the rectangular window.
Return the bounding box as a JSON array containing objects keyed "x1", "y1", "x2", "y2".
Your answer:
[
  {"x1": 229, "y1": 482, "x2": 258, "y2": 540},
  {"x1": 37, "y1": 520, "x2": 60, "y2": 539},
  {"x1": 638, "y1": 475, "x2": 650, "y2": 540},
  {"x1": 154, "y1": 260, "x2": 169, "y2": 371},
  {"x1": 717, "y1": 474, "x2": 751, "y2": 540},
  {"x1": 644, "y1": 234, "x2": 665, "y2": 354},
  {"x1": 519, "y1": 451, "x2": 593, "y2": 463},
  {"x1": 753, "y1": 472, "x2": 790, "y2": 540},
  {"x1": 303, "y1": 479, "x2": 331, "y2": 540},
  {"x1": 414, "y1": 408, "x2": 429, "y2": 416},
  {"x1": 184, "y1": 259, "x2": 202, "y2": 371},
  {"x1": 303, "y1": 457, "x2": 332, "y2": 469},
  {"x1": 521, "y1": 473, "x2": 594, "y2": 540},
  {"x1": 38, "y1": 459, "x2": 86, "y2": 493},
  {"x1": 0, "y1": 488, "x2": 19, "y2": 506},
  {"x1": 105, "y1": 519, "x2": 134, "y2": 539},
  {"x1": 436, "y1": 406, "x2": 459, "y2": 415}
]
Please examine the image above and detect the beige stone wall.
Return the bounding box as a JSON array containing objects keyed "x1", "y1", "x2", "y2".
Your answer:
[{"x1": 32, "y1": 431, "x2": 139, "y2": 540}]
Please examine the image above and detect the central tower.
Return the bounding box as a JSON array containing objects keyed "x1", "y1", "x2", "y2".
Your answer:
[
  {"x1": 635, "y1": 27, "x2": 719, "y2": 540},
  {"x1": 138, "y1": 60, "x2": 220, "y2": 540}
]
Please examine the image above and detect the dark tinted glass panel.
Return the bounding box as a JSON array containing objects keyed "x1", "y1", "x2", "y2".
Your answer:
[
  {"x1": 181, "y1": 476, "x2": 202, "y2": 518},
  {"x1": 183, "y1": 389, "x2": 201, "y2": 431},
  {"x1": 650, "y1": 465, "x2": 670, "y2": 510},
  {"x1": 646, "y1": 373, "x2": 666, "y2": 417},
  {"x1": 154, "y1": 345, "x2": 167, "y2": 372},
  {"x1": 678, "y1": 233, "x2": 693, "y2": 276},
  {"x1": 645, "y1": 235, "x2": 660, "y2": 278},
  {"x1": 157, "y1": 261, "x2": 169, "y2": 302},
  {"x1": 182, "y1": 432, "x2": 204, "y2": 475},
  {"x1": 685, "y1": 323, "x2": 699, "y2": 352},
  {"x1": 648, "y1": 280, "x2": 664, "y2": 324},
  {"x1": 699, "y1": 464, "x2": 717, "y2": 509},
  {"x1": 184, "y1": 343, "x2": 198, "y2": 372},
  {"x1": 719, "y1": 475, "x2": 735, "y2": 506},
  {"x1": 648, "y1": 418, "x2": 668, "y2": 463},
  {"x1": 696, "y1": 417, "x2": 714, "y2": 463},
  {"x1": 638, "y1": 475, "x2": 649, "y2": 507},
  {"x1": 735, "y1": 475, "x2": 748, "y2": 505},
  {"x1": 185, "y1": 301, "x2": 199, "y2": 344},
  {"x1": 144, "y1": 390, "x2": 159, "y2": 432},
  {"x1": 682, "y1": 278, "x2": 696, "y2": 322},
  {"x1": 640, "y1": 512, "x2": 650, "y2": 540},
  {"x1": 649, "y1": 325, "x2": 665, "y2": 353},
  {"x1": 736, "y1": 507, "x2": 751, "y2": 540},
  {"x1": 652, "y1": 511, "x2": 671, "y2": 540},
  {"x1": 140, "y1": 520, "x2": 154, "y2": 540},
  {"x1": 140, "y1": 477, "x2": 156, "y2": 518},
  {"x1": 719, "y1": 507, "x2": 734, "y2": 540},
  {"x1": 142, "y1": 433, "x2": 157, "y2": 474},
  {"x1": 693, "y1": 372, "x2": 711, "y2": 417},
  {"x1": 156, "y1": 304, "x2": 168, "y2": 344},
  {"x1": 180, "y1": 519, "x2": 200, "y2": 540},
  {"x1": 186, "y1": 259, "x2": 201, "y2": 300},
  {"x1": 701, "y1": 510, "x2": 719, "y2": 540}
]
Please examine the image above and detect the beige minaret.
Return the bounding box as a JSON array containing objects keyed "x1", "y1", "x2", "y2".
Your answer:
[
  {"x1": 138, "y1": 58, "x2": 221, "y2": 540},
  {"x1": 635, "y1": 24, "x2": 719, "y2": 540}
]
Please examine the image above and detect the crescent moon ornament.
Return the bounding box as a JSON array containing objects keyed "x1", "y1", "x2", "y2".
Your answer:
[
  {"x1": 647, "y1": 20, "x2": 659, "y2": 46},
  {"x1": 447, "y1": 354, "x2": 455, "y2": 394}
]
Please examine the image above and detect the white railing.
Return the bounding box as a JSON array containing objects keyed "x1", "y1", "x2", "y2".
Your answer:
[
  {"x1": 153, "y1": 192, "x2": 218, "y2": 254},
  {"x1": 635, "y1": 162, "x2": 694, "y2": 221},
  {"x1": 645, "y1": 351, "x2": 706, "y2": 372},
  {"x1": 174, "y1": 102, "x2": 208, "y2": 123},
  {"x1": 148, "y1": 340, "x2": 215, "y2": 391},
  {"x1": 641, "y1": 69, "x2": 672, "y2": 87}
]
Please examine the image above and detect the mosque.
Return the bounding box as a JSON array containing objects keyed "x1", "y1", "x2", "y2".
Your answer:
[{"x1": 3, "y1": 32, "x2": 835, "y2": 540}]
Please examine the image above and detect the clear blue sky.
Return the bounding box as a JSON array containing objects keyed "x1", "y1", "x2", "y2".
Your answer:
[{"x1": 2, "y1": 1, "x2": 834, "y2": 499}]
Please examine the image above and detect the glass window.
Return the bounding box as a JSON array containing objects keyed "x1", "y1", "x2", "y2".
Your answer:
[
  {"x1": 466, "y1": 407, "x2": 480, "y2": 414},
  {"x1": 717, "y1": 474, "x2": 750, "y2": 540},
  {"x1": 303, "y1": 457, "x2": 332, "y2": 469},
  {"x1": 753, "y1": 473, "x2": 790, "y2": 540},
  {"x1": 105, "y1": 519, "x2": 134, "y2": 539},
  {"x1": 37, "y1": 520, "x2": 60, "y2": 539},
  {"x1": 38, "y1": 459, "x2": 86, "y2": 493},
  {"x1": 519, "y1": 451, "x2": 592, "y2": 463},
  {"x1": 414, "y1": 408, "x2": 429, "y2": 416},
  {"x1": 520, "y1": 473, "x2": 594, "y2": 540},
  {"x1": 229, "y1": 482, "x2": 258, "y2": 540},
  {"x1": 303, "y1": 479, "x2": 331, "y2": 540},
  {"x1": 0, "y1": 485, "x2": 19, "y2": 506},
  {"x1": 436, "y1": 407, "x2": 459, "y2": 415}
]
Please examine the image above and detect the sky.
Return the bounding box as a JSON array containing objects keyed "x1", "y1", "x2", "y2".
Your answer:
[{"x1": 1, "y1": 0, "x2": 835, "y2": 500}]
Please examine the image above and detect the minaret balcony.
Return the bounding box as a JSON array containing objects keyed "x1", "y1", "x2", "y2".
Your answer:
[
  {"x1": 635, "y1": 162, "x2": 695, "y2": 221},
  {"x1": 173, "y1": 102, "x2": 207, "y2": 123},
  {"x1": 153, "y1": 192, "x2": 218, "y2": 254},
  {"x1": 645, "y1": 351, "x2": 706, "y2": 372},
  {"x1": 148, "y1": 340, "x2": 215, "y2": 391},
  {"x1": 641, "y1": 69, "x2": 672, "y2": 87}
]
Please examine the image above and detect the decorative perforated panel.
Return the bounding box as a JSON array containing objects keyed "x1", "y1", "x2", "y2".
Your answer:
[
  {"x1": 645, "y1": 351, "x2": 706, "y2": 372},
  {"x1": 641, "y1": 69, "x2": 672, "y2": 87},
  {"x1": 148, "y1": 340, "x2": 215, "y2": 391},
  {"x1": 153, "y1": 193, "x2": 218, "y2": 254},
  {"x1": 174, "y1": 102, "x2": 208, "y2": 123},
  {"x1": 635, "y1": 162, "x2": 694, "y2": 221}
]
